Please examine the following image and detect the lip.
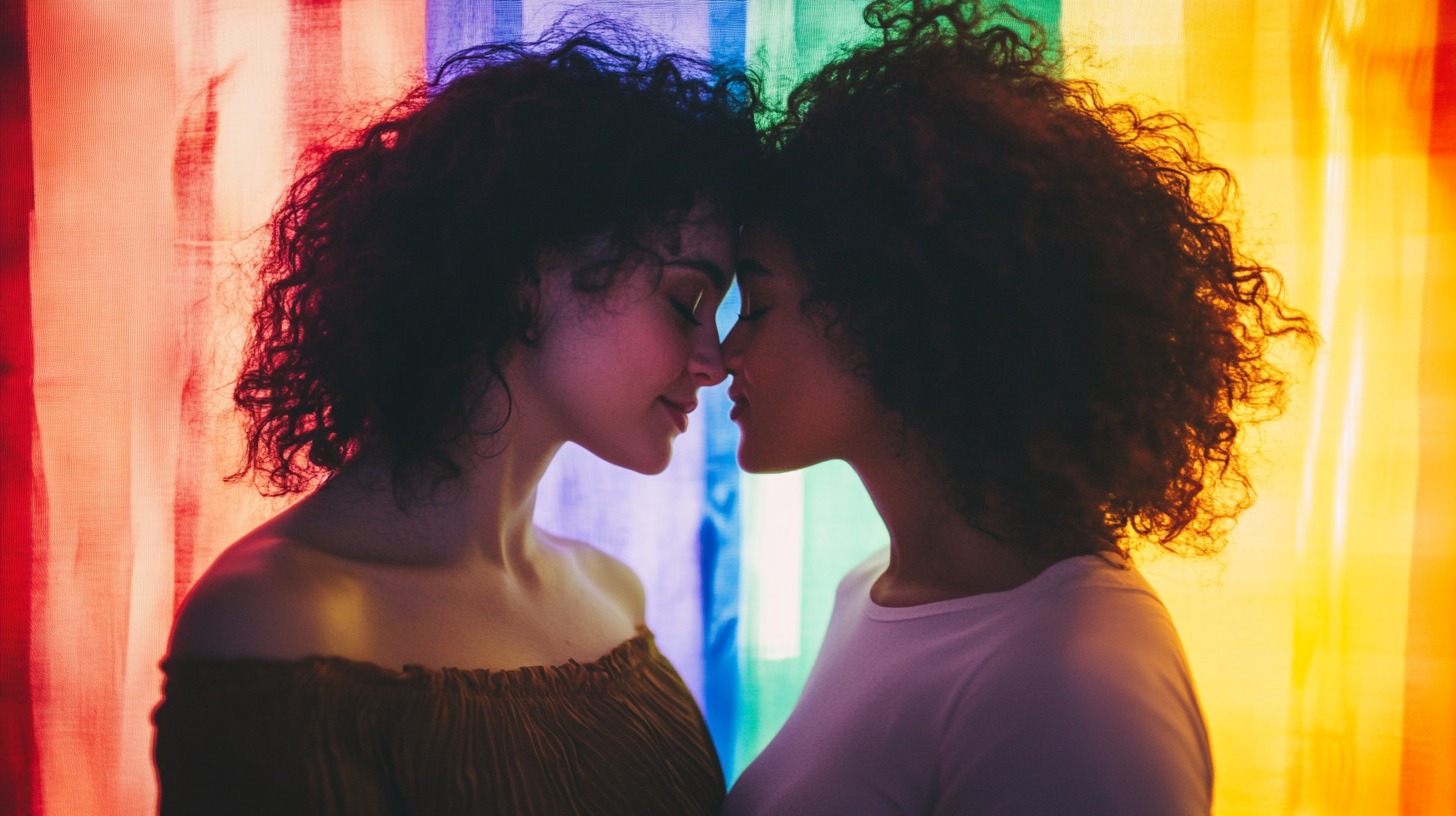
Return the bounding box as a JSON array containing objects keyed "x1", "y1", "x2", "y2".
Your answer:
[
  {"x1": 727, "y1": 387, "x2": 749, "y2": 422},
  {"x1": 658, "y1": 397, "x2": 694, "y2": 433}
]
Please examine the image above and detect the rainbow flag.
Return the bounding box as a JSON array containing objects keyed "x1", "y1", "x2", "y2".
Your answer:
[{"x1": 1, "y1": 2, "x2": 1451, "y2": 813}]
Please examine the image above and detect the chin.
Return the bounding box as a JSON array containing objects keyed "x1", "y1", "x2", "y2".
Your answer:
[
  {"x1": 632, "y1": 457, "x2": 672, "y2": 476},
  {"x1": 737, "y1": 439, "x2": 812, "y2": 474},
  {"x1": 595, "y1": 442, "x2": 673, "y2": 475}
]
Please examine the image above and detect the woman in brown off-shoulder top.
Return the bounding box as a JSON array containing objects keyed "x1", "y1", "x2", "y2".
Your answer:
[{"x1": 152, "y1": 23, "x2": 759, "y2": 815}]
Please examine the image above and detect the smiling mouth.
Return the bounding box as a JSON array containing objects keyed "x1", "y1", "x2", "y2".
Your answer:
[{"x1": 659, "y1": 397, "x2": 693, "y2": 433}]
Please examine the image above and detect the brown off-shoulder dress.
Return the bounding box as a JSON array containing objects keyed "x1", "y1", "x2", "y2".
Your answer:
[{"x1": 152, "y1": 627, "x2": 724, "y2": 815}]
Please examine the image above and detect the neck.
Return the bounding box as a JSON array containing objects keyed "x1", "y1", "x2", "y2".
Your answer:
[
  {"x1": 297, "y1": 420, "x2": 563, "y2": 574},
  {"x1": 846, "y1": 437, "x2": 1058, "y2": 606}
]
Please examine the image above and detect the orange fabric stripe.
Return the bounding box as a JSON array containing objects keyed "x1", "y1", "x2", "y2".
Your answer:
[{"x1": 1401, "y1": 1, "x2": 1456, "y2": 811}]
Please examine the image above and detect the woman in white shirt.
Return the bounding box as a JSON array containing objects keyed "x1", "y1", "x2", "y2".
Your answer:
[{"x1": 720, "y1": 1, "x2": 1313, "y2": 813}]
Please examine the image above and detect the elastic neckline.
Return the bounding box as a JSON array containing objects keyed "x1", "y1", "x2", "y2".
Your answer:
[{"x1": 161, "y1": 625, "x2": 658, "y2": 695}]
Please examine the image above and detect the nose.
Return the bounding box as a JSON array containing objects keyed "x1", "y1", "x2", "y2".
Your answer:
[
  {"x1": 689, "y1": 321, "x2": 728, "y2": 387},
  {"x1": 720, "y1": 320, "x2": 745, "y2": 375}
]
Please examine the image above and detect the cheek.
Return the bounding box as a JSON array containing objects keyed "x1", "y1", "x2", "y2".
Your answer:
[
  {"x1": 736, "y1": 324, "x2": 872, "y2": 471},
  {"x1": 736, "y1": 347, "x2": 814, "y2": 466},
  {"x1": 627, "y1": 329, "x2": 692, "y2": 385},
  {"x1": 578, "y1": 310, "x2": 686, "y2": 381},
  {"x1": 737, "y1": 385, "x2": 827, "y2": 473}
]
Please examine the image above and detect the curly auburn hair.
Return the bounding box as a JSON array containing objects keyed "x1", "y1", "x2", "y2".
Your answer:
[
  {"x1": 233, "y1": 25, "x2": 760, "y2": 497},
  {"x1": 757, "y1": 0, "x2": 1314, "y2": 559}
]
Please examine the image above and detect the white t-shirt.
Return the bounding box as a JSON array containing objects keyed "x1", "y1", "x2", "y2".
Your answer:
[{"x1": 724, "y1": 549, "x2": 1213, "y2": 816}]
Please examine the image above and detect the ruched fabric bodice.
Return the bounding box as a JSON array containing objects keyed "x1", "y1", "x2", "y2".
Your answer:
[{"x1": 153, "y1": 627, "x2": 724, "y2": 815}]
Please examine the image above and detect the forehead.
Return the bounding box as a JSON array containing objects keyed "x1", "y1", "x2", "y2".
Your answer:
[
  {"x1": 666, "y1": 203, "x2": 735, "y2": 273},
  {"x1": 668, "y1": 199, "x2": 731, "y2": 240},
  {"x1": 665, "y1": 217, "x2": 735, "y2": 291},
  {"x1": 534, "y1": 204, "x2": 735, "y2": 289},
  {"x1": 736, "y1": 225, "x2": 803, "y2": 284}
]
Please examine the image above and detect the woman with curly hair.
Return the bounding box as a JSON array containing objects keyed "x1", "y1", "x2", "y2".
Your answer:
[
  {"x1": 152, "y1": 25, "x2": 757, "y2": 815},
  {"x1": 722, "y1": 1, "x2": 1312, "y2": 813}
]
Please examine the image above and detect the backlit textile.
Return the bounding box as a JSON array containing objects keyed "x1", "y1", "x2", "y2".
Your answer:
[{"x1": 1, "y1": 2, "x2": 1451, "y2": 813}]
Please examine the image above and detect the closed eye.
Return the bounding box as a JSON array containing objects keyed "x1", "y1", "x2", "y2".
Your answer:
[
  {"x1": 671, "y1": 291, "x2": 706, "y2": 327},
  {"x1": 735, "y1": 289, "x2": 766, "y2": 322}
]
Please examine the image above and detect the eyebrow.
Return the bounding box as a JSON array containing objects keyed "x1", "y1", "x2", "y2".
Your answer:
[
  {"x1": 735, "y1": 259, "x2": 774, "y2": 279},
  {"x1": 666, "y1": 259, "x2": 729, "y2": 291}
]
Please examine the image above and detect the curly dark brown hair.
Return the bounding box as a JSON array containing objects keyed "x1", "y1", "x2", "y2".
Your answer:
[
  {"x1": 757, "y1": 0, "x2": 1314, "y2": 559},
  {"x1": 233, "y1": 24, "x2": 760, "y2": 498}
]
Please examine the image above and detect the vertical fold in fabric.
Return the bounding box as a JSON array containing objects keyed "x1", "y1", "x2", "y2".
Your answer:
[
  {"x1": 171, "y1": 0, "x2": 220, "y2": 616},
  {"x1": 0, "y1": 0, "x2": 37, "y2": 812},
  {"x1": 287, "y1": 0, "x2": 344, "y2": 159},
  {"x1": 28, "y1": 0, "x2": 181, "y2": 810},
  {"x1": 1282, "y1": 0, "x2": 1432, "y2": 810},
  {"x1": 1402, "y1": 2, "x2": 1456, "y2": 812}
]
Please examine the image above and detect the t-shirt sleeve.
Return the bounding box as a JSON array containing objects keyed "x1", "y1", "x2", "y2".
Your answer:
[{"x1": 934, "y1": 600, "x2": 1213, "y2": 815}]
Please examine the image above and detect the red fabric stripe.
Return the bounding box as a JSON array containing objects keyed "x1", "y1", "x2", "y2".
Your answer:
[
  {"x1": 1401, "y1": 2, "x2": 1456, "y2": 813},
  {"x1": 0, "y1": 0, "x2": 37, "y2": 812},
  {"x1": 287, "y1": 0, "x2": 345, "y2": 159},
  {"x1": 1430, "y1": 0, "x2": 1456, "y2": 156},
  {"x1": 170, "y1": 70, "x2": 223, "y2": 615}
]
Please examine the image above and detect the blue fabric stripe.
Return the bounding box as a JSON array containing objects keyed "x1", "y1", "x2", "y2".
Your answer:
[
  {"x1": 702, "y1": 3, "x2": 748, "y2": 780},
  {"x1": 701, "y1": 285, "x2": 744, "y2": 776},
  {"x1": 425, "y1": 0, "x2": 523, "y2": 78},
  {"x1": 492, "y1": 1, "x2": 522, "y2": 42},
  {"x1": 425, "y1": 0, "x2": 490, "y2": 76},
  {"x1": 708, "y1": 0, "x2": 748, "y2": 70}
]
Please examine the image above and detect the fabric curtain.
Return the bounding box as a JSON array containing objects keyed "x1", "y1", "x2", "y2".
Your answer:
[{"x1": 1, "y1": 1, "x2": 1451, "y2": 814}]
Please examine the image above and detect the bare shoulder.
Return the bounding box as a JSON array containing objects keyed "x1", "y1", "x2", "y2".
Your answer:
[
  {"x1": 167, "y1": 529, "x2": 365, "y2": 662},
  {"x1": 539, "y1": 528, "x2": 646, "y2": 625}
]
